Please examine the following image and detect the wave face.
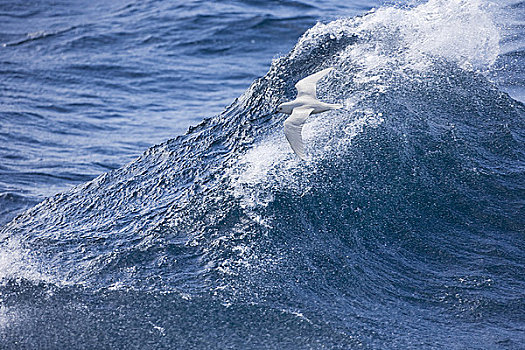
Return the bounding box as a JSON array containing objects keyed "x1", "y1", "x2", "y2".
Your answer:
[{"x1": 1, "y1": 0, "x2": 525, "y2": 348}]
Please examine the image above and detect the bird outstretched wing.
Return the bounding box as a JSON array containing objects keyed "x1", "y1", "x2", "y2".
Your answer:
[
  {"x1": 284, "y1": 107, "x2": 315, "y2": 160},
  {"x1": 295, "y1": 67, "x2": 334, "y2": 98}
]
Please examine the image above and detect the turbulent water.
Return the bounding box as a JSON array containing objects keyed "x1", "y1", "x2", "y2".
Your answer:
[{"x1": 1, "y1": 0, "x2": 525, "y2": 349}]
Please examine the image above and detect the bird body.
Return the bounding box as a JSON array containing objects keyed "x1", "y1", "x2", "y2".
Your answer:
[
  {"x1": 278, "y1": 98, "x2": 341, "y2": 115},
  {"x1": 277, "y1": 67, "x2": 342, "y2": 160}
]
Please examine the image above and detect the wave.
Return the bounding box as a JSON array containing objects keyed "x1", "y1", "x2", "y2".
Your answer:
[
  {"x1": 1, "y1": 1, "x2": 524, "y2": 340},
  {"x1": 1, "y1": 27, "x2": 77, "y2": 47}
]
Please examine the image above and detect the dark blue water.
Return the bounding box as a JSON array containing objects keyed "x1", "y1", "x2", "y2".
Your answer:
[{"x1": 1, "y1": 0, "x2": 524, "y2": 349}]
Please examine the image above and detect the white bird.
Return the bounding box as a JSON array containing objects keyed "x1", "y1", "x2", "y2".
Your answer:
[{"x1": 277, "y1": 67, "x2": 342, "y2": 160}]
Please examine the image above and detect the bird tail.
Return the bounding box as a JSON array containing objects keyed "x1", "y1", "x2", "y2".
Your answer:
[{"x1": 330, "y1": 103, "x2": 343, "y2": 110}]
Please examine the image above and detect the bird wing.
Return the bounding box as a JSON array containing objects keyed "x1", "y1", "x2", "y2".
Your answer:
[
  {"x1": 295, "y1": 67, "x2": 334, "y2": 98},
  {"x1": 284, "y1": 107, "x2": 315, "y2": 160}
]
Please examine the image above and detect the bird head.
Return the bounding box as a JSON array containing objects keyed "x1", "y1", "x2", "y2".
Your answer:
[{"x1": 276, "y1": 102, "x2": 293, "y2": 115}]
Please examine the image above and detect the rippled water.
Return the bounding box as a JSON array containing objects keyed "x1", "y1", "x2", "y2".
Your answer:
[
  {"x1": 1, "y1": 0, "x2": 524, "y2": 349},
  {"x1": 0, "y1": 0, "x2": 377, "y2": 224}
]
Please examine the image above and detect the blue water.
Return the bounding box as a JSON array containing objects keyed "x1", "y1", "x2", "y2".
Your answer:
[{"x1": 1, "y1": 0, "x2": 524, "y2": 349}]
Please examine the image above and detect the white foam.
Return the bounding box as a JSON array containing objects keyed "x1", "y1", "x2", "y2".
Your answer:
[
  {"x1": 0, "y1": 237, "x2": 72, "y2": 288},
  {"x1": 296, "y1": 0, "x2": 499, "y2": 72},
  {"x1": 0, "y1": 239, "x2": 45, "y2": 284},
  {"x1": 229, "y1": 108, "x2": 383, "y2": 209},
  {"x1": 0, "y1": 305, "x2": 17, "y2": 330}
]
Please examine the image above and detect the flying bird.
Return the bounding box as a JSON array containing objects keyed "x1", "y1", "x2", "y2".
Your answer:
[{"x1": 277, "y1": 67, "x2": 342, "y2": 160}]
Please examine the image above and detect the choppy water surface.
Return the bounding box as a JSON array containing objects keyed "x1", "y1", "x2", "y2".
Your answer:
[
  {"x1": 1, "y1": 0, "x2": 524, "y2": 349},
  {"x1": 1, "y1": 0, "x2": 373, "y2": 223}
]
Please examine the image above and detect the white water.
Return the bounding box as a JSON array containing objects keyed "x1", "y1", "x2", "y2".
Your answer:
[{"x1": 230, "y1": 0, "x2": 501, "y2": 208}]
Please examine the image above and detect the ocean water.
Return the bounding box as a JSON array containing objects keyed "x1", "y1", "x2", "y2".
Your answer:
[{"x1": 1, "y1": 0, "x2": 524, "y2": 349}]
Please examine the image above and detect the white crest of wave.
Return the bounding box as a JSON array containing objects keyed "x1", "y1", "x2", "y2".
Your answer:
[
  {"x1": 361, "y1": 0, "x2": 501, "y2": 71},
  {"x1": 298, "y1": 0, "x2": 500, "y2": 71},
  {"x1": 229, "y1": 0, "x2": 501, "y2": 207}
]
